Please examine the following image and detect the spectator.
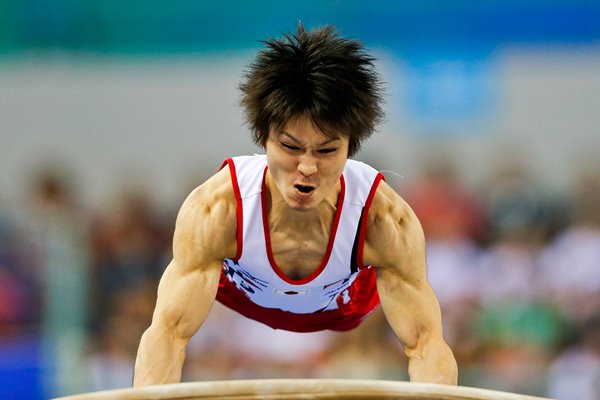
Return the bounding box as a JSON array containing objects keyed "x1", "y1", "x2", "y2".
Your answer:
[
  {"x1": 547, "y1": 316, "x2": 600, "y2": 400},
  {"x1": 403, "y1": 153, "x2": 487, "y2": 243},
  {"x1": 23, "y1": 165, "x2": 91, "y2": 397},
  {"x1": 539, "y1": 167, "x2": 600, "y2": 323},
  {"x1": 89, "y1": 185, "x2": 170, "y2": 331}
]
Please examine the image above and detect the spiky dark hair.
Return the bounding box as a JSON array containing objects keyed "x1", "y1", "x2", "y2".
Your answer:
[{"x1": 239, "y1": 23, "x2": 384, "y2": 157}]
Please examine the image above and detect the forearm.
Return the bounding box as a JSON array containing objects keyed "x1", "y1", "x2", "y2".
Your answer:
[
  {"x1": 406, "y1": 340, "x2": 458, "y2": 385},
  {"x1": 133, "y1": 324, "x2": 188, "y2": 387}
]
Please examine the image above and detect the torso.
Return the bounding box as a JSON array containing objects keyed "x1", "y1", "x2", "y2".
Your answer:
[
  {"x1": 215, "y1": 155, "x2": 384, "y2": 331},
  {"x1": 210, "y1": 158, "x2": 394, "y2": 276},
  {"x1": 265, "y1": 180, "x2": 341, "y2": 279}
]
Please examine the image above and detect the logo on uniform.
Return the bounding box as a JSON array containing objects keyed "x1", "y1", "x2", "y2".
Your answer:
[
  {"x1": 223, "y1": 259, "x2": 268, "y2": 295},
  {"x1": 273, "y1": 288, "x2": 310, "y2": 296}
]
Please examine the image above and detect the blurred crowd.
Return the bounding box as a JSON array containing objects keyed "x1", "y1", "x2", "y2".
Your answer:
[{"x1": 1, "y1": 155, "x2": 600, "y2": 399}]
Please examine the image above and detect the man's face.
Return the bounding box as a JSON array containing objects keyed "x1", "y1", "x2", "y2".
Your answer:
[{"x1": 265, "y1": 117, "x2": 349, "y2": 211}]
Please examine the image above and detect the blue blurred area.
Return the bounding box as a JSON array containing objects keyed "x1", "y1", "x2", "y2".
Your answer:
[
  {"x1": 0, "y1": 1, "x2": 599, "y2": 55},
  {"x1": 0, "y1": 334, "x2": 44, "y2": 400}
]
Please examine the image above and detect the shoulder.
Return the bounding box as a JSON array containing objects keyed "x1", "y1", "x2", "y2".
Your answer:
[
  {"x1": 182, "y1": 166, "x2": 236, "y2": 211},
  {"x1": 363, "y1": 180, "x2": 426, "y2": 272},
  {"x1": 173, "y1": 166, "x2": 238, "y2": 266},
  {"x1": 367, "y1": 180, "x2": 416, "y2": 232}
]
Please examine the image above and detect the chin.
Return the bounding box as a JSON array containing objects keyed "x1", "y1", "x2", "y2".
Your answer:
[
  {"x1": 290, "y1": 204, "x2": 314, "y2": 212},
  {"x1": 285, "y1": 195, "x2": 318, "y2": 212},
  {"x1": 286, "y1": 201, "x2": 316, "y2": 212}
]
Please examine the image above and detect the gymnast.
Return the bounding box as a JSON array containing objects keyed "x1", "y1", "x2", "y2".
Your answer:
[{"x1": 134, "y1": 23, "x2": 458, "y2": 386}]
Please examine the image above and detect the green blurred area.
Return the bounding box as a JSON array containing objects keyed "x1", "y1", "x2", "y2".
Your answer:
[{"x1": 1, "y1": 0, "x2": 599, "y2": 56}]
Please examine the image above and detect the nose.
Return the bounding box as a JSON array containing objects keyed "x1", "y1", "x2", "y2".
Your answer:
[{"x1": 297, "y1": 153, "x2": 318, "y2": 177}]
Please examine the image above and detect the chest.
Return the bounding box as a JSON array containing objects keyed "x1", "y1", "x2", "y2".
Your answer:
[{"x1": 268, "y1": 224, "x2": 331, "y2": 280}]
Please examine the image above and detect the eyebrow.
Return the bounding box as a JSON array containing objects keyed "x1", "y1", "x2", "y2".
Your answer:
[{"x1": 279, "y1": 131, "x2": 341, "y2": 147}]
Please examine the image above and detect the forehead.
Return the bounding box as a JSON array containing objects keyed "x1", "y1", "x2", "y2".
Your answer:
[{"x1": 273, "y1": 117, "x2": 346, "y2": 143}]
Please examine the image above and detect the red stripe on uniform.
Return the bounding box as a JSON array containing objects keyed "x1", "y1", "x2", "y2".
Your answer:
[
  {"x1": 220, "y1": 159, "x2": 243, "y2": 260},
  {"x1": 356, "y1": 172, "x2": 385, "y2": 270}
]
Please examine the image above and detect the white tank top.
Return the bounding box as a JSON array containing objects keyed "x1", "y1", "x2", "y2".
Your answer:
[{"x1": 217, "y1": 155, "x2": 384, "y2": 320}]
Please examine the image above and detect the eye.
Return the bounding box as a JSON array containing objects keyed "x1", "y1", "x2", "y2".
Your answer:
[
  {"x1": 318, "y1": 148, "x2": 338, "y2": 154},
  {"x1": 281, "y1": 143, "x2": 301, "y2": 151}
]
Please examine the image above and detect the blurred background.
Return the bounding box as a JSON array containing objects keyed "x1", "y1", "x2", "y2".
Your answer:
[{"x1": 1, "y1": 1, "x2": 600, "y2": 399}]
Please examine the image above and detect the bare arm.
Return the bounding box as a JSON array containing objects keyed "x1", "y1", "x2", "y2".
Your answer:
[
  {"x1": 364, "y1": 181, "x2": 458, "y2": 385},
  {"x1": 133, "y1": 168, "x2": 238, "y2": 386}
]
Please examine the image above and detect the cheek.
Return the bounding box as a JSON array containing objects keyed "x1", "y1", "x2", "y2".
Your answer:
[
  {"x1": 268, "y1": 154, "x2": 295, "y2": 175},
  {"x1": 267, "y1": 152, "x2": 295, "y2": 185},
  {"x1": 324, "y1": 159, "x2": 347, "y2": 183}
]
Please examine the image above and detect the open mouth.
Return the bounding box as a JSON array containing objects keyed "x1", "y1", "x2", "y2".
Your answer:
[{"x1": 295, "y1": 184, "x2": 315, "y2": 194}]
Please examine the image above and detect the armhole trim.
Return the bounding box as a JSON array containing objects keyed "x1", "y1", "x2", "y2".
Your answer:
[
  {"x1": 356, "y1": 172, "x2": 385, "y2": 270},
  {"x1": 220, "y1": 158, "x2": 243, "y2": 260}
]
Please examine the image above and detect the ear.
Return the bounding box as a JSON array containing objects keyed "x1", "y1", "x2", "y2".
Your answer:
[
  {"x1": 253, "y1": 129, "x2": 269, "y2": 149},
  {"x1": 261, "y1": 130, "x2": 270, "y2": 145}
]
